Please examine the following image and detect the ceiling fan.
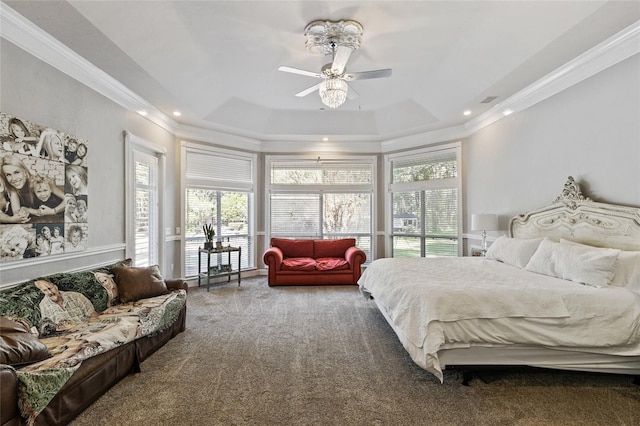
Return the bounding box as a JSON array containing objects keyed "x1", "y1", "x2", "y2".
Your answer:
[{"x1": 279, "y1": 20, "x2": 392, "y2": 108}]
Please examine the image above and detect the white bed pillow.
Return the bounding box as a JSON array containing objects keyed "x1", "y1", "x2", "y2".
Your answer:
[
  {"x1": 525, "y1": 238, "x2": 620, "y2": 287},
  {"x1": 610, "y1": 251, "x2": 640, "y2": 294},
  {"x1": 485, "y1": 236, "x2": 544, "y2": 268},
  {"x1": 560, "y1": 240, "x2": 640, "y2": 294}
]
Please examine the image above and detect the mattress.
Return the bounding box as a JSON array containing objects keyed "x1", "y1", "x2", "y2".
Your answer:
[{"x1": 358, "y1": 257, "x2": 640, "y2": 381}]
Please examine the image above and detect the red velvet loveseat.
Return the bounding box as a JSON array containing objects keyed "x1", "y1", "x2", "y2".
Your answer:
[{"x1": 263, "y1": 238, "x2": 366, "y2": 286}]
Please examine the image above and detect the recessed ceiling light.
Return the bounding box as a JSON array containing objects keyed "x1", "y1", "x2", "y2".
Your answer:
[
  {"x1": 173, "y1": 111, "x2": 181, "y2": 117},
  {"x1": 463, "y1": 110, "x2": 471, "y2": 116},
  {"x1": 137, "y1": 110, "x2": 148, "y2": 116},
  {"x1": 503, "y1": 109, "x2": 514, "y2": 116},
  {"x1": 322, "y1": 137, "x2": 329, "y2": 141}
]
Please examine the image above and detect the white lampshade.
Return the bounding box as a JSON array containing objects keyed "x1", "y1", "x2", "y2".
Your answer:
[{"x1": 471, "y1": 213, "x2": 498, "y2": 231}]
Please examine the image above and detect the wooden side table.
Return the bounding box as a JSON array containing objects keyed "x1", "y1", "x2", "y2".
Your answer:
[{"x1": 197, "y1": 246, "x2": 241, "y2": 291}]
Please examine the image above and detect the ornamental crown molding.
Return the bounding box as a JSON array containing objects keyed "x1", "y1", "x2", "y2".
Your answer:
[
  {"x1": 465, "y1": 21, "x2": 640, "y2": 135},
  {"x1": 0, "y1": 2, "x2": 177, "y2": 133},
  {"x1": 1, "y1": 3, "x2": 638, "y2": 149}
]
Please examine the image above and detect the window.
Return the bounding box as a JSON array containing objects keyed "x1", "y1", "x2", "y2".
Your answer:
[
  {"x1": 182, "y1": 144, "x2": 256, "y2": 277},
  {"x1": 125, "y1": 132, "x2": 165, "y2": 270},
  {"x1": 266, "y1": 156, "x2": 376, "y2": 261},
  {"x1": 386, "y1": 143, "x2": 461, "y2": 257},
  {"x1": 133, "y1": 151, "x2": 158, "y2": 266}
]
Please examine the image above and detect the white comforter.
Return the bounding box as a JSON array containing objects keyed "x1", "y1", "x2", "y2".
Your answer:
[{"x1": 358, "y1": 257, "x2": 640, "y2": 381}]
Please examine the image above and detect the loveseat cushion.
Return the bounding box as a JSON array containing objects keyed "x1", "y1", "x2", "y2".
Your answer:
[
  {"x1": 0, "y1": 317, "x2": 51, "y2": 366},
  {"x1": 315, "y1": 257, "x2": 350, "y2": 271},
  {"x1": 112, "y1": 265, "x2": 169, "y2": 303},
  {"x1": 281, "y1": 257, "x2": 316, "y2": 271},
  {"x1": 314, "y1": 238, "x2": 356, "y2": 258},
  {"x1": 271, "y1": 238, "x2": 314, "y2": 258}
]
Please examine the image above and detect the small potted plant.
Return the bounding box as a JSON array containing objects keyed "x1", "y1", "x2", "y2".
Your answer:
[{"x1": 203, "y1": 223, "x2": 215, "y2": 250}]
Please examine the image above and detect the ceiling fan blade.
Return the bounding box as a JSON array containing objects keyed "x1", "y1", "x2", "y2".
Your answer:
[
  {"x1": 347, "y1": 86, "x2": 359, "y2": 100},
  {"x1": 295, "y1": 83, "x2": 322, "y2": 97},
  {"x1": 344, "y1": 68, "x2": 392, "y2": 81},
  {"x1": 279, "y1": 66, "x2": 323, "y2": 79},
  {"x1": 331, "y1": 45, "x2": 353, "y2": 75}
]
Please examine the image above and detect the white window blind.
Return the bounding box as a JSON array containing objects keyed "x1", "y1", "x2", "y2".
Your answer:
[
  {"x1": 271, "y1": 162, "x2": 372, "y2": 185},
  {"x1": 388, "y1": 145, "x2": 461, "y2": 257},
  {"x1": 183, "y1": 146, "x2": 256, "y2": 277},
  {"x1": 270, "y1": 193, "x2": 320, "y2": 236},
  {"x1": 185, "y1": 150, "x2": 253, "y2": 190},
  {"x1": 267, "y1": 156, "x2": 376, "y2": 261}
]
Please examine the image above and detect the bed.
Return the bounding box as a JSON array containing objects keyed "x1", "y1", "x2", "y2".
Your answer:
[{"x1": 358, "y1": 177, "x2": 640, "y2": 382}]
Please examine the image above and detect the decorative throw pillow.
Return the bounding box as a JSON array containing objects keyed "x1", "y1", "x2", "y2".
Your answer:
[
  {"x1": 110, "y1": 258, "x2": 133, "y2": 269},
  {"x1": 485, "y1": 236, "x2": 544, "y2": 268},
  {"x1": 525, "y1": 238, "x2": 620, "y2": 287},
  {"x1": 112, "y1": 265, "x2": 169, "y2": 303},
  {"x1": 0, "y1": 316, "x2": 51, "y2": 366}
]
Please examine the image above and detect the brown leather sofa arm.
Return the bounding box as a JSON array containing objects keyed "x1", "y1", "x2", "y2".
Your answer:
[
  {"x1": 165, "y1": 278, "x2": 188, "y2": 292},
  {"x1": 345, "y1": 246, "x2": 366, "y2": 266},
  {"x1": 1, "y1": 364, "x2": 20, "y2": 426}
]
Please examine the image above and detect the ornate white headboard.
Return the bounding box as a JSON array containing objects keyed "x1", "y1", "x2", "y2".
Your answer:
[{"x1": 509, "y1": 176, "x2": 640, "y2": 251}]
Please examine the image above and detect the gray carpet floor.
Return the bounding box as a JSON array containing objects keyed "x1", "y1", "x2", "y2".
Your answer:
[{"x1": 71, "y1": 277, "x2": 640, "y2": 426}]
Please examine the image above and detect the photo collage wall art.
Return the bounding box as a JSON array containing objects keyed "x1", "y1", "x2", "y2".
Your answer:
[{"x1": 0, "y1": 112, "x2": 88, "y2": 262}]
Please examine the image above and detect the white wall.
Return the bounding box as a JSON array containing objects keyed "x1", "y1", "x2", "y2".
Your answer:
[
  {"x1": 463, "y1": 54, "x2": 640, "y2": 239},
  {"x1": 0, "y1": 39, "x2": 182, "y2": 285},
  {"x1": 1, "y1": 36, "x2": 637, "y2": 283}
]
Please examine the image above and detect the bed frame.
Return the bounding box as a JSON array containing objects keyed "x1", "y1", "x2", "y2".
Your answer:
[
  {"x1": 509, "y1": 176, "x2": 640, "y2": 251},
  {"x1": 378, "y1": 176, "x2": 640, "y2": 379},
  {"x1": 444, "y1": 177, "x2": 640, "y2": 377}
]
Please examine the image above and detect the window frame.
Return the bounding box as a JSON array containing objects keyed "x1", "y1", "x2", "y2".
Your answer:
[
  {"x1": 124, "y1": 131, "x2": 166, "y2": 273},
  {"x1": 384, "y1": 142, "x2": 462, "y2": 258},
  {"x1": 180, "y1": 142, "x2": 257, "y2": 278},
  {"x1": 265, "y1": 154, "x2": 377, "y2": 260}
]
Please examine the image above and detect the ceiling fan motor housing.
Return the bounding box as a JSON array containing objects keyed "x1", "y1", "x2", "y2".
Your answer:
[{"x1": 321, "y1": 63, "x2": 341, "y2": 76}]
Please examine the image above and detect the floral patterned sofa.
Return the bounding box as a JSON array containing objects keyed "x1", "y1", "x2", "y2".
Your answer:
[
  {"x1": 263, "y1": 238, "x2": 366, "y2": 286},
  {"x1": 0, "y1": 260, "x2": 188, "y2": 426}
]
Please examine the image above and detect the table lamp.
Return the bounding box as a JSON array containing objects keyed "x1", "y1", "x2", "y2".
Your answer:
[{"x1": 471, "y1": 213, "x2": 498, "y2": 256}]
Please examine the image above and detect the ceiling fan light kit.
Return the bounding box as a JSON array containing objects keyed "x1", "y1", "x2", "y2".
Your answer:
[
  {"x1": 319, "y1": 77, "x2": 348, "y2": 108},
  {"x1": 279, "y1": 19, "x2": 391, "y2": 109}
]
